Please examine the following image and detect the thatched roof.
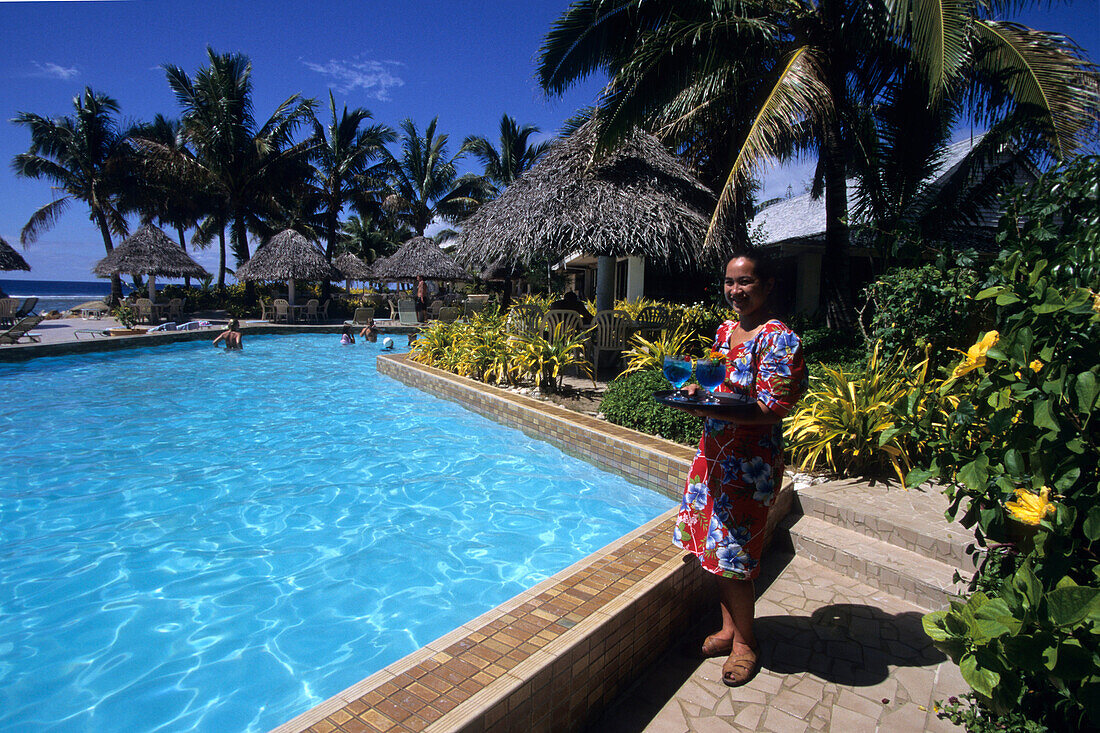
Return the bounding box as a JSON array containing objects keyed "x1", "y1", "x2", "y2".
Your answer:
[
  {"x1": 0, "y1": 236, "x2": 30, "y2": 272},
  {"x1": 457, "y1": 121, "x2": 723, "y2": 267},
  {"x1": 333, "y1": 252, "x2": 374, "y2": 280},
  {"x1": 369, "y1": 236, "x2": 470, "y2": 282},
  {"x1": 480, "y1": 258, "x2": 523, "y2": 281},
  {"x1": 234, "y1": 229, "x2": 340, "y2": 282},
  {"x1": 92, "y1": 224, "x2": 208, "y2": 278}
]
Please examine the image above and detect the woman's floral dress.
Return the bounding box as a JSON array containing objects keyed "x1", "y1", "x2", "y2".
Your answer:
[{"x1": 673, "y1": 320, "x2": 807, "y2": 579}]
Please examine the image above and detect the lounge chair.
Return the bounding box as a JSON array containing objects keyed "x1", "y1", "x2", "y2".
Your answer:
[
  {"x1": 74, "y1": 328, "x2": 109, "y2": 339},
  {"x1": 397, "y1": 299, "x2": 419, "y2": 326},
  {"x1": 177, "y1": 321, "x2": 213, "y2": 331},
  {"x1": 14, "y1": 297, "x2": 38, "y2": 318},
  {"x1": 0, "y1": 315, "x2": 45, "y2": 345},
  {"x1": 345, "y1": 307, "x2": 375, "y2": 326},
  {"x1": 146, "y1": 322, "x2": 177, "y2": 332}
]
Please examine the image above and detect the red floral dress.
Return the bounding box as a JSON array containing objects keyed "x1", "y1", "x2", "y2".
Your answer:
[{"x1": 673, "y1": 320, "x2": 807, "y2": 579}]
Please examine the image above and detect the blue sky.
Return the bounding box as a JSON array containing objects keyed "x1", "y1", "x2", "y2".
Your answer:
[{"x1": 1, "y1": 0, "x2": 1097, "y2": 283}]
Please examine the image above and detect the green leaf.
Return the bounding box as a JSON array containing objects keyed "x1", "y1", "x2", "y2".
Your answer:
[
  {"x1": 1048, "y1": 639, "x2": 1092, "y2": 681},
  {"x1": 1076, "y1": 371, "x2": 1099, "y2": 412},
  {"x1": 1004, "y1": 449, "x2": 1025, "y2": 475},
  {"x1": 1012, "y1": 564, "x2": 1042, "y2": 608},
  {"x1": 958, "y1": 455, "x2": 990, "y2": 491},
  {"x1": 906, "y1": 467, "x2": 935, "y2": 489},
  {"x1": 1001, "y1": 633, "x2": 1048, "y2": 672},
  {"x1": 995, "y1": 291, "x2": 1021, "y2": 306},
  {"x1": 1032, "y1": 400, "x2": 1060, "y2": 432},
  {"x1": 960, "y1": 652, "x2": 1000, "y2": 698},
  {"x1": 976, "y1": 286, "x2": 1004, "y2": 301},
  {"x1": 922, "y1": 610, "x2": 951, "y2": 642},
  {"x1": 1084, "y1": 506, "x2": 1100, "y2": 542},
  {"x1": 1046, "y1": 585, "x2": 1100, "y2": 627}
]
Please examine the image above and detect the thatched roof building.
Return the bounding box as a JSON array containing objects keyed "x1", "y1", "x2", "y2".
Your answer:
[
  {"x1": 0, "y1": 236, "x2": 30, "y2": 272},
  {"x1": 369, "y1": 236, "x2": 469, "y2": 282},
  {"x1": 235, "y1": 230, "x2": 340, "y2": 282},
  {"x1": 92, "y1": 224, "x2": 208, "y2": 279},
  {"x1": 457, "y1": 121, "x2": 723, "y2": 267}
]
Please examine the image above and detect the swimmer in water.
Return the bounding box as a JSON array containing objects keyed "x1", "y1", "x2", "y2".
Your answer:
[
  {"x1": 340, "y1": 324, "x2": 355, "y2": 344},
  {"x1": 212, "y1": 319, "x2": 243, "y2": 349},
  {"x1": 359, "y1": 318, "x2": 379, "y2": 343}
]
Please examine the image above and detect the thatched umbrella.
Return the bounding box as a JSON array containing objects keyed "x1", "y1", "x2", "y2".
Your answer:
[
  {"x1": 333, "y1": 252, "x2": 375, "y2": 294},
  {"x1": 234, "y1": 229, "x2": 340, "y2": 306},
  {"x1": 457, "y1": 120, "x2": 723, "y2": 310},
  {"x1": 369, "y1": 236, "x2": 470, "y2": 283},
  {"x1": 93, "y1": 223, "x2": 208, "y2": 302},
  {"x1": 0, "y1": 236, "x2": 30, "y2": 272}
]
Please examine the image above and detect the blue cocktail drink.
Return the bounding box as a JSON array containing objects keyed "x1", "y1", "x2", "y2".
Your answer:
[
  {"x1": 662, "y1": 355, "x2": 693, "y2": 399},
  {"x1": 695, "y1": 359, "x2": 727, "y2": 401}
]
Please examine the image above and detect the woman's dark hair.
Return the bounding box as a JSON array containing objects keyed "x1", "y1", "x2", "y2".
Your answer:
[
  {"x1": 227, "y1": 319, "x2": 240, "y2": 332},
  {"x1": 342, "y1": 324, "x2": 352, "y2": 336},
  {"x1": 727, "y1": 250, "x2": 776, "y2": 282}
]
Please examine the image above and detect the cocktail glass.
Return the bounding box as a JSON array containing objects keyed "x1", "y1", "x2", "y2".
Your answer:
[
  {"x1": 694, "y1": 359, "x2": 727, "y2": 402},
  {"x1": 662, "y1": 355, "x2": 694, "y2": 399}
]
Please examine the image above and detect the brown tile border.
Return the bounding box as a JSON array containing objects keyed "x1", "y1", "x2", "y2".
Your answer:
[{"x1": 271, "y1": 355, "x2": 795, "y2": 733}]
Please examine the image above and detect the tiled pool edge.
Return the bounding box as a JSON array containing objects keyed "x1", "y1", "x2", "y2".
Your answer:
[{"x1": 272, "y1": 355, "x2": 794, "y2": 733}]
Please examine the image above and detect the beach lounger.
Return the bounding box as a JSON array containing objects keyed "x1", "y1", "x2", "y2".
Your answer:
[
  {"x1": 74, "y1": 329, "x2": 109, "y2": 339},
  {"x1": 176, "y1": 321, "x2": 212, "y2": 331},
  {"x1": 14, "y1": 297, "x2": 38, "y2": 318},
  {"x1": 146, "y1": 322, "x2": 177, "y2": 332},
  {"x1": 397, "y1": 299, "x2": 419, "y2": 326},
  {"x1": 0, "y1": 315, "x2": 45, "y2": 345}
]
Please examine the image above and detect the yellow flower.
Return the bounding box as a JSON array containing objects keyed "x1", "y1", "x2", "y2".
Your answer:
[
  {"x1": 1015, "y1": 360, "x2": 1043, "y2": 379},
  {"x1": 953, "y1": 330, "x2": 1000, "y2": 377},
  {"x1": 1005, "y1": 486, "x2": 1056, "y2": 526}
]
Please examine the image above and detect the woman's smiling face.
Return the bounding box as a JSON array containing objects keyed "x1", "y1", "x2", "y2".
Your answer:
[{"x1": 724, "y1": 256, "x2": 773, "y2": 320}]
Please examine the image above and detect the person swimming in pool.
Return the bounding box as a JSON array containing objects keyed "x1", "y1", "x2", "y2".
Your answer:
[
  {"x1": 340, "y1": 324, "x2": 355, "y2": 345},
  {"x1": 359, "y1": 318, "x2": 378, "y2": 342},
  {"x1": 212, "y1": 319, "x2": 243, "y2": 349}
]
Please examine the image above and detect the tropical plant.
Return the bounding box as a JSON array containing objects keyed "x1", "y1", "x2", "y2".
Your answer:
[
  {"x1": 786, "y1": 343, "x2": 939, "y2": 483},
  {"x1": 461, "y1": 114, "x2": 552, "y2": 196},
  {"x1": 622, "y1": 325, "x2": 708, "y2": 374},
  {"x1": 862, "y1": 261, "x2": 987, "y2": 366},
  {"x1": 381, "y1": 118, "x2": 487, "y2": 236},
  {"x1": 904, "y1": 157, "x2": 1100, "y2": 731},
  {"x1": 600, "y1": 369, "x2": 703, "y2": 445},
  {"x1": 111, "y1": 302, "x2": 137, "y2": 329},
  {"x1": 12, "y1": 87, "x2": 129, "y2": 302},
  {"x1": 509, "y1": 322, "x2": 594, "y2": 393},
  {"x1": 307, "y1": 92, "x2": 394, "y2": 261},
  {"x1": 162, "y1": 47, "x2": 316, "y2": 287}
]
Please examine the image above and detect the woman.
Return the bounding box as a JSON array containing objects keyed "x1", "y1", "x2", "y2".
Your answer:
[
  {"x1": 340, "y1": 324, "x2": 355, "y2": 345},
  {"x1": 667, "y1": 252, "x2": 806, "y2": 687},
  {"x1": 212, "y1": 319, "x2": 243, "y2": 349}
]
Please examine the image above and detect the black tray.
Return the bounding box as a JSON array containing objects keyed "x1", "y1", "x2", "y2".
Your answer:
[{"x1": 652, "y1": 390, "x2": 753, "y2": 416}]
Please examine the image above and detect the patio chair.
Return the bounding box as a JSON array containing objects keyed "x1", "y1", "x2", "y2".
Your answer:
[
  {"x1": 428, "y1": 299, "x2": 444, "y2": 320},
  {"x1": 301, "y1": 299, "x2": 320, "y2": 324},
  {"x1": 506, "y1": 303, "x2": 543, "y2": 337},
  {"x1": 634, "y1": 305, "x2": 673, "y2": 340},
  {"x1": 167, "y1": 298, "x2": 185, "y2": 322},
  {"x1": 273, "y1": 299, "x2": 291, "y2": 324},
  {"x1": 320, "y1": 299, "x2": 332, "y2": 322},
  {"x1": 0, "y1": 315, "x2": 45, "y2": 345},
  {"x1": 397, "y1": 299, "x2": 419, "y2": 326},
  {"x1": 345, "y1": 307, "x2": 375, "y2": 326},
  {"x1": 544, "y1": 309, "x2": 583, "y2": 338},
  {"x1": 464, "y1": 299, "x2": 488, "y2": 318},
  {"x1": 0, "y1": 298, "x2": 19, "y2": 326},
  {"x1": 14, "y1": 297, "x2": 38, "y2": 318},
  {"x1": 135, "y1": 298, "x2": 156, "y2": 324},
  {"x1": 591, "y1": 310, "x2": 632, "y2": 373},
  {"x1": 438, "y1": 306, "x2": 461, "y2": 323},
  {"x1": 259, "y1": 298, "x2": 274, "y2": 322}
]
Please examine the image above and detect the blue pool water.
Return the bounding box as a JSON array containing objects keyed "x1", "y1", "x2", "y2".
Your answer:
[{"x1": 0, "y1": 336, "x2": 671, "y2": 732}]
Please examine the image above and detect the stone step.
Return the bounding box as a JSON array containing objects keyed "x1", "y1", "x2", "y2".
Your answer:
[
  {"x1": 793, "y1": 477, "x2": 974, "y2": 571},
  {"x1": 782, "y1": 513, "x2": 967, "y2": 611}
]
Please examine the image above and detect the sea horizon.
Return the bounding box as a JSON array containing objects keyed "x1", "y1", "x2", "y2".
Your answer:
[{"x1": 0, "y1": 278, "x2": 139, "y2": 297}]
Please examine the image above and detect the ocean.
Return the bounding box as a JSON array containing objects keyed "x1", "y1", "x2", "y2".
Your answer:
[{"x1": 0, "y1": 279, "x2": 140, "y2": 314}]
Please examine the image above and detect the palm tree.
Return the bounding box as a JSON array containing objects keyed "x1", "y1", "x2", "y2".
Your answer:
[
  {"x1": 162, "y1": 48, "x2": 315, "y2": 289},
  {"x1": 381, "y1": 117, "x2": 487, "y2": 237},
  {"x1": 308, "y1": 91, "x2": 394, "y2": 260},
  {"x1": 123, "y1": 114, "x2": 208, "y2": 285},
  {"x1": 461, "y1": 114, "x2": 552, "y2": 196},
  {"x1": 338, "y1": 214, "x2": 406, "y2": 263},
  {"x1": 11, "y1": 87, "x2": 129, "y2": 302},
  {"x1": 538, "y1": 0, "x2": 1099, "y2": 321}
]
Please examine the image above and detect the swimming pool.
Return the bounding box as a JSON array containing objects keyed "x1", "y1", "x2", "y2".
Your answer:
[{"x1": 0, "y1": 336, "x2": 671, "y2": 732}]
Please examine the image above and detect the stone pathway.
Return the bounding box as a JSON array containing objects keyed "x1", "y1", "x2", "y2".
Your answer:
[{"x1": 593, "y1": 552, "x2": 965, "y2": 732}]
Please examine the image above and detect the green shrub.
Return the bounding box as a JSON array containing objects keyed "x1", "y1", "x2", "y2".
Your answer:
[
  {"x1": 908, "y1": 156, "x2": 1100, "y2": 731},
  {"x1": 787, "y1": 315, "x2": 868, "y2": 378},
  {"x1": 599, "y1": 369, "x2": 702, "y2": 446},
  {"x1": 863, "y1": 262, "x2": 988, "y2": 366}
]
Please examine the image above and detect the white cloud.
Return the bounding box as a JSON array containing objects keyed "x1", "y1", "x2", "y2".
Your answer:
[
  {"x1": 29, "y1": 61, "x2": 79, "y2": 81},
  {"x1": 302, "y1": 57, "x2": 404, "y2": 101}
]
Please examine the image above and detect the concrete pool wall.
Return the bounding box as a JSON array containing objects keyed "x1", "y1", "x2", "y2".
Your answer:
[{"x1": 270, "y1": 354, "x2": 794, "y2": 733}]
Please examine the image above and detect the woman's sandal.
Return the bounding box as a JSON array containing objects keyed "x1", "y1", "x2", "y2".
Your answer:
[
  {"x1": 700, "y1": 634, "x2": 733, "y2": 658},
  {"x1": 721, "y1": 647, "x2": 759, "y2": 687}
]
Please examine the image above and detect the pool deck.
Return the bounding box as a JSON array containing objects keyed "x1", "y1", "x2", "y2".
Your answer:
[{"x1": 5, "y1": 330, "x2": 970, "y2": 731}]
